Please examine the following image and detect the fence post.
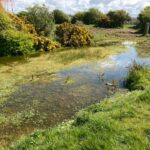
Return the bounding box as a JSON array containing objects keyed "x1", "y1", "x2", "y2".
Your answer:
[{"x1": 145, "y1": 22, "x2": 150, "y2": 35}]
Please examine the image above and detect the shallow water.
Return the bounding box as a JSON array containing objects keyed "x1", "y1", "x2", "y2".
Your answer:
[{"x1": 1, "y1": 42, "x2": 150, "y2": 146}]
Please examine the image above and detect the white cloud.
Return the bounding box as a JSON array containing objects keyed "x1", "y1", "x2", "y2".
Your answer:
[{"x1": 9, "y1": 0, "x2": 150, "y2": 17}]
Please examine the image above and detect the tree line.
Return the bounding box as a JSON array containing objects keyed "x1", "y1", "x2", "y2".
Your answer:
[{"x1": 0, "y1": 4, "x2": 150, "y2": 57}]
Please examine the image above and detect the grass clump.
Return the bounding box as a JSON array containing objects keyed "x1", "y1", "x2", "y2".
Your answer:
[
  {"x1": 9, "y1": 67, "x2": 150, "y2": 150},
  {"x1": 126, "y1": 63, "x2": 150, "y2": 90}
]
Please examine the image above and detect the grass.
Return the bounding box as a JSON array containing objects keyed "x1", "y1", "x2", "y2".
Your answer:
[
  {"x1": 9, "y1": 66, "x2": 150, "y2": 150},
  {"x1": 87, "y1": 25, "x2": 150, "y2": 49},
  {"x1": 0, "y1": 25, "x2": 150, "y2": 149}
]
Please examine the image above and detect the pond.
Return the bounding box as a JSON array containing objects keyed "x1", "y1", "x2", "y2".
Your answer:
[{"x1": 0, "y1": 42, "x2": 150, "y2": 147}]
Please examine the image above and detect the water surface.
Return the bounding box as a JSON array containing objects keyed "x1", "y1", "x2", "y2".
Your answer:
[{"x1": 1, "y1": 42, "x2": 150, "y2": 146}]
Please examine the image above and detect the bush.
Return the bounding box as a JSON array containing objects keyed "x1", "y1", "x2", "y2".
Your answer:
[
  {"x1": 33, "y1": 36, "x2": 60, "y2": 52},
  {"x1": 138, "y1": 7, "x2": 150, "y2": 33},
  {"x1": 0, "y1": 30, "x2": 34, "y2": 56},
  {"x1": 53, "y1": 9, "x2": 69, "y2": 24},
  {"x1": 126, "y1": 63, "x2": 150, "y2": 90},
  {"x1": 9, "y1": 13, "x2": 37, "y2": 34},
  {"x1": 71, "y1": 12, "x2": 85, "y2": 24},
  {"x1": 0, "y1": 11, "x2": 13, "y2": 30},
  {"x1": 25, "y1": 4, "x2": 54, "y2": 37},
  {"x1": 107, "y1": 10, "x2": 131, "y2": 28},
  {"x1": 56, "y1": 23, "x2": 92, "y2": 47},
  {"x1": 95, "y1": 15, "x2": 111, "y2": 28},
  {"x1": 83, "y1": 8, "x2": 103, "y2": 25}
]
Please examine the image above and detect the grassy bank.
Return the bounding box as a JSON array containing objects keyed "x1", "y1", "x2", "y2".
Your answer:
[{"x1": 9, "y1": 66, "x2": 150, "y2": 149}]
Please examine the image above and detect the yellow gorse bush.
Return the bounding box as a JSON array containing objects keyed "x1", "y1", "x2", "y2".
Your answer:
[
  {"x1": 33, "y1": 36, "x2": 60, "y2": 52},
  {"x1": 9, "y1": 13, "x2": 37, "y2": 35},
  {"x1": 56, "y1": 23, "x2": 92, "y2": 47},
  {"x1": 9, "y1": 13, "x2": 60, "y2": 52}
]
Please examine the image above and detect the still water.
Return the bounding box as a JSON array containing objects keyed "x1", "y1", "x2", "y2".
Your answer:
[{"x1": 0, "y1": 42, "x2": 150, "y2": 146}]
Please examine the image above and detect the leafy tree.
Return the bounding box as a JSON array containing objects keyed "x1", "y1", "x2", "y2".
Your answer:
[
  {"x1": 53, "y1": 9, "x2": 69, "y2": 24},
  {"x1": 107, "y1": 10, "x2": 131, "y2": 28},
  {"x1": 17, "y1": 11, "x2": 28, "y2": 18},
  {"x1": 25, "y1": 4, "x2": 54, "y2": 37},
  {"x1": 71, "y1": 12, "x2": 85, "y2": 24},
  {"x1": 138, "y1": 7, "x2": 150, "y2": 32},
  {"x1": 83, "y1": 8, "x2": 103, "y2": 25},
  {"x1": 95, "y1": 14, "x2": 111, "y2": 28}
]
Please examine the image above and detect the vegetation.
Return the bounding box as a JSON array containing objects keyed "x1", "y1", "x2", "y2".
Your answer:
[
  {"x1": 0, "y1": 11, "x2": 13, "y2": 30},
  {"x1": 107, "y1": 10, "x2": 131, "y2": 28},
  {"x1": 0, "y1": 3, "x2": 150, "y2": 149},
  {"x1": 9, "y1": 13, "x2": 37, "y2": 34},
  {"x1": 10, "y1": 66, "x2": 150, "y2": 150},
  {"x1": 0, "y1": 29, "x2": 34, "y2": 56},
  {"x1": 53, "y1": 9, "x2": 70, "y2": 24},
  {"x1": 95, "y1": 14, "x2": 111, "y2": 28},
  {"x1": 71, "y1": 12, "x2": 85, "y2": 24},
  {"x1": 56, "y1": 23, "x2": 92, "y2": 47},
  {"x1": 83, "y1": 8, "x2": 103, "y2": 25},
  {"x1": 126, "y1": 63, "x2": 150, "y2": 90},
  {"x1": 33, "y1": 36, "x2": 60, "y2": 52},
  {"x1": 24, "y1": 4, "x2": 55, "y2": 37},
  {"x1": 138, "y1": 6, "x2": 150, "y2": 33}
]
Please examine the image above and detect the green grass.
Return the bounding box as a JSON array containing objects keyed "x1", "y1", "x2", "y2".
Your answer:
[{"x1": 9, "y1": 65, "x2": 150, "y2": 150}]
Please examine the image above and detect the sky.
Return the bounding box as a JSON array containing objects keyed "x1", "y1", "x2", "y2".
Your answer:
[{"x1": 8, "y1": 0, "x2": 150, "y2": 17}]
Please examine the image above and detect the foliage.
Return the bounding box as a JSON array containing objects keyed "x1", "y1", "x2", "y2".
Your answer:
[
  {"x1": 138, "y1": 7, "x2": 150, "y2": 32},
  {"x1": 0, "y1": 11, "x2": 13, "y2": 30},
  {"x1": 9, "y1": 13, "x2": 37, "y2": 34},
  {"x1": 33, "y1": 36, "x2": 60, "y2": 52},
  {"x1": 71, "y1": 12, "x2": 85, "y2": 24},
  {"x1": 95, "y1": 14, "x2": 111, "y2": 28},
  {"x1": 0, "y1": 29, "x2": 34, "y2": 56},
  {"x1": 83, "y1": 8, "x2": 103, "y2": 25},
  {"x1": 17, "y1": 11, "x2": 28, "y2": 18},
  {"x1": 25, "y1": 4, "x2": 54, "y2": 37},
  {"x1": 56, "y1": 23, "x2": 92, "y2": 47},
  {"x1": 126, "y1": 63, "x2": 150, "y2": 90},
  {"x1": 53, "y1": 9, "x2": 69, "y2": 24},
  {"x1": 107, "y1": 10, "x2": 131, "y2": 28}
]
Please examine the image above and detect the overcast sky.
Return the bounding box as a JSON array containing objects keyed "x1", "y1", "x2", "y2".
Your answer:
[{"x1": 10, "y1": 0, "x2": 150, "y2": 17}]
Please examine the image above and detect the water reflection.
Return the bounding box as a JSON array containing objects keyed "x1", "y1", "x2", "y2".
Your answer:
[{"x1": 1, "y1": 42, "x2": 150, "y2": 146}]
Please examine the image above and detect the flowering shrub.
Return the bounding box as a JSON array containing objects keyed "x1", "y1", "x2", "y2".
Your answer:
[
  {"x1": 9, "y1": 13, "x2": 37, "y2": 34},
  {"x1": 33, "y1": 36, "x2": 60, "y2": 52},
  {"x1": 56, "y1": 23, "x2": 92, "y2": 47}
]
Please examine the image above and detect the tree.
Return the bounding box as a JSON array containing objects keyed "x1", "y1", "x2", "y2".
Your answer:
[
  {"x1": 71, "y1": 12, "x2": 85, "y2": 24},
  {"x1": 83, "y1": 8, "x2": 103, "y2": 25},
  {"x1": 95, "y1": 14, "x2": 111, "y2": 28},
  {"x1": 107, "y1": 10, "x2": 131, "y2": 28},
  {"x1": 53, "y1": 9, "x2": 69, "y2": 24},
  {"x1": 25, "y1": 4, "x2": 54, "y2": 37},
  {"x1": 138, "y1": 7, "x2": 150, "y2": 33}
]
